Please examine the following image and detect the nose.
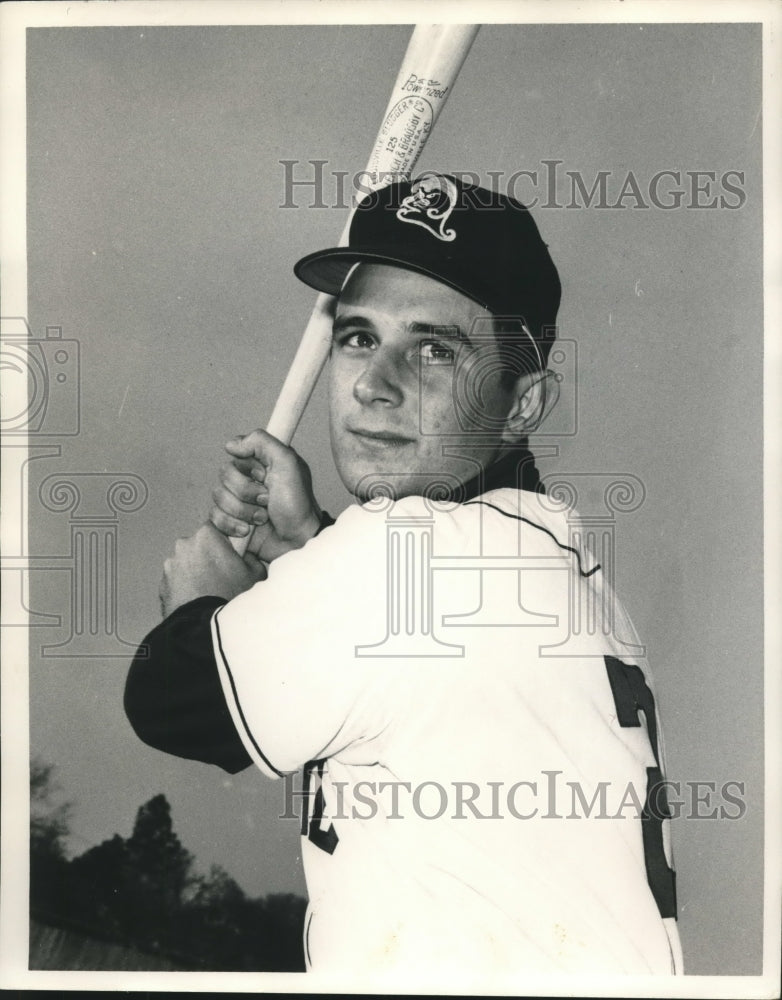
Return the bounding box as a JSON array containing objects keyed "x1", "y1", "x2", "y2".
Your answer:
[{"x1": 353, "y1": 350, "x2": 404, "y2": 407}]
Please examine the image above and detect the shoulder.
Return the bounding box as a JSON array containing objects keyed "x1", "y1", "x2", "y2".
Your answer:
[
  {"x1": 323, "y1": 488, "x2": 584, "y2": 543},
  {"x1": 279, "y1": 487, "x2": 596, "y2": 574}
]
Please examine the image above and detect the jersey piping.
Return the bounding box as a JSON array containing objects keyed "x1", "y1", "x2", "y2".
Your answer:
[
  {"x1": 462, "y1": 498, "x2": 602, "y2": 578},
  {"x1": 213, "y1": 605, "x2": 285, "y2": 778}
]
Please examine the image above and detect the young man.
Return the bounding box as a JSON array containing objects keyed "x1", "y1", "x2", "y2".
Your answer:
[{"x1": 125, "y1": 175, "x2": 683, "y2": 977}]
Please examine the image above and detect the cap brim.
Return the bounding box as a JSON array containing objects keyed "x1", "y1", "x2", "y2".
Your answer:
[{"x1": 293, "y1": 247, "x2": 493, "y2": 313}]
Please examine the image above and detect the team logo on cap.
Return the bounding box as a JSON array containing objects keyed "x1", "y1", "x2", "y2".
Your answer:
[{"x1": 396, "y1": 173, "x2": 457, "y2": 242}]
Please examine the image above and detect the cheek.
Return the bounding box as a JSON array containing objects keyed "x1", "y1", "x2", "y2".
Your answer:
[
  {"x1": 417, "y1": 373, "x2": 461, "y2": 431},
  {"x1": 456, "y1": 368, "x2": 512, "y2": 433}
]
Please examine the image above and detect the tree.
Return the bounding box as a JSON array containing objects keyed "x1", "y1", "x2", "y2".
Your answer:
[
  {"x1": 30, "y1": 758, "x2": 74, "y2": 924},
  {"x1": 126, "y1": 793, "x2": 194, "y2": 909},
  {"x1": 70, "y1": 793, "x2": 195, "y2": 954},
  {"x1": 182, "y1": 864, "x2": 253, "y2": 968},
  {"x1": 30, "y1": 758, "x2": 72, "y2": 860},
  {"x1": 261, "y1": 893, "x2": 308, "y2": 970},
  {"x1": 31, "y1": 779, "x2": 308, "y2": 971}
]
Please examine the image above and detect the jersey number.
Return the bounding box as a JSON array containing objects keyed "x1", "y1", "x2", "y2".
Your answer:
[
  {"x1": 301, "y1": 759, "x2": 339, "y2": 855},
  {"x1": 604, "y1": 655, "x2": 677, "y2": 919},
  {"x1": 300, "y1": 659, "x2": 680, "y2": 912}
]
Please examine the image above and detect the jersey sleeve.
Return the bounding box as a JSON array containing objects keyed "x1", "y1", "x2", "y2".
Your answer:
[
  {"x1": 124, "y1": 596, "x2": 253, "y2": 773},
  {"x1": 211, "y1": 501, "x2": 415, "y2": 778}
]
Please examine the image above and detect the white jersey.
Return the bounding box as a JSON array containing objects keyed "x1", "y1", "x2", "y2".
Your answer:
[{"x1": 211, "y1": 487, "x2": 683, "y2": 977}]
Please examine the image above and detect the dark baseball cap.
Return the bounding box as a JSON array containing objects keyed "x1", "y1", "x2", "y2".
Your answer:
[{"x1": 294, "y1": 173, "x2": 561, "y2": 364}]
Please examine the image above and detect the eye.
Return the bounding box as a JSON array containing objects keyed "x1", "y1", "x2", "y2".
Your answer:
[
  {"x1": 419, "y1": 340, "x2": 455, "y2": 366},
  {"x1": 335, "y1": 330, "x2": 375, "y2": 351}
]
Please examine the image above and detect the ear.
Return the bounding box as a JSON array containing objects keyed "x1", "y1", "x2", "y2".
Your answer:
[{"x1": 500, "y1": 370, "x2": 560, "y2": 443}]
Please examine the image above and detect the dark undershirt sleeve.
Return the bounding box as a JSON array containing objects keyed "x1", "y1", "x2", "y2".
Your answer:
[
  {"x1": 124, "y1": 595, "x2": 253, "y2": 774},
  {"x1": 124, "y1": 511, "x2": 336, "y2": 775},
  {"x1": 317, "y1": 510, "x2": 336, "y2": 532}
]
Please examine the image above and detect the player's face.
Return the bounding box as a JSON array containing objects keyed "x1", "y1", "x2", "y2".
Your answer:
[{"x1": 328, "y1": 263, "x2": 516, "y2": 500}]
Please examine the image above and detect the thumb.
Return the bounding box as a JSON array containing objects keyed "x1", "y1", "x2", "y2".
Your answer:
[
  {"x1": 226, "y1": 428, "x2": 287, "y2": 465},
  {"x1": 225, "y1": 433, "x2": 258, "y2": 459}
]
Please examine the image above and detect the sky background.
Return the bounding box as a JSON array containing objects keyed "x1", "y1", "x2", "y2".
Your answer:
[{"x1": 21, "y1": 20, "x2": 763, "y2": 975}]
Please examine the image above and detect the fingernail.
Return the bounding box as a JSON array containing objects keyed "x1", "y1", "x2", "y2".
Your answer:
[
  {"x1": 253, "y1": 511, "x2": 267, "y2": 524},
  {"x1": 256, "y1": 494, "x2": 266, "y2": 505},
  {"x1": 237, "y1": 524, "x2": 250, "y2": 535}
]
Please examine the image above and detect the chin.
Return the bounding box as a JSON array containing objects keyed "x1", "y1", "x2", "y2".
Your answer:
[
  {"x1": 341, "y1": 467, "x2": 407, "y2": 503},
  {"x1": 344, "y1": 466, "x2": 473, "y2": 504},
  {"x1": 333, "y1": 448, "x2": 484, "y2": 504}
]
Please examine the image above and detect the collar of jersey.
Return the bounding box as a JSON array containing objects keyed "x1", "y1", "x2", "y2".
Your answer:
[{"x1": 461, "y1": 445, "x2": 543, "y2": 502}]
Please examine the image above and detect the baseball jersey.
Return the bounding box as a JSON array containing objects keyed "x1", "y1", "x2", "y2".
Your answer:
[{"x1": 211, "y1": 486, "x2": 683, "y2": 977}]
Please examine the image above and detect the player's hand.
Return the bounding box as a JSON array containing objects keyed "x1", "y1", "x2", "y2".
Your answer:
[
  {"x1": 209, "y1": 429, "x2": 322, "y2": 563},
  {"x1": 160, "y1": 522, "x2": 267, "y2": 618}
]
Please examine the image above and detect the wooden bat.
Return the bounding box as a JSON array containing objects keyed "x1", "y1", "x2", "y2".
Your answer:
[{"x1": 232, "y1": 24, "x2": 480, "y2": 555}]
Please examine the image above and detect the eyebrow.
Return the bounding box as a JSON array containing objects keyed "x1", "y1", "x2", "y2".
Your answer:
[
  {"x1": 332, "y1": 315, "x2": 473, "y2": 347},
  {"x1": 331, "y1": 314, "x2": 371, "y2": 338},
  {"x1": 408, "y1": 322, "x2": 471, "y2": 346}
]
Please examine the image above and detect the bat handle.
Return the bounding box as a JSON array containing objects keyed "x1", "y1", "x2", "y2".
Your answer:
[{"x1": 265, "y1": 291, "x2": 336, "y2": 444}]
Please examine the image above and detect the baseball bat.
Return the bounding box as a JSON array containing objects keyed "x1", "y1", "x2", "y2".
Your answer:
[{"x1": 231, "y1": 24, "x2": 480, "y2": 555}]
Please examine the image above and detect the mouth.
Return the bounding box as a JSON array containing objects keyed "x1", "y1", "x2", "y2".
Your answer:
[{"x1": 349, "y1": 428, "x2": 415, "y2": 449}]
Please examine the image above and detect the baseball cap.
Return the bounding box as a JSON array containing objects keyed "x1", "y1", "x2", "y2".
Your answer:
[{"x1": 294, "y1": 173, "x2": 561, "y2": 365}]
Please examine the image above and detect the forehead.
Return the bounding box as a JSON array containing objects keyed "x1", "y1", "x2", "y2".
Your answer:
[{"x1": 336, "y1": 263, "x2": 490, "y2": 329}]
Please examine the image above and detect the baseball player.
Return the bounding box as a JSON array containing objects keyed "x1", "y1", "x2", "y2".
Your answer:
[{"x1": 125, "y1": 175, "x2": 683, "y2": 977}]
